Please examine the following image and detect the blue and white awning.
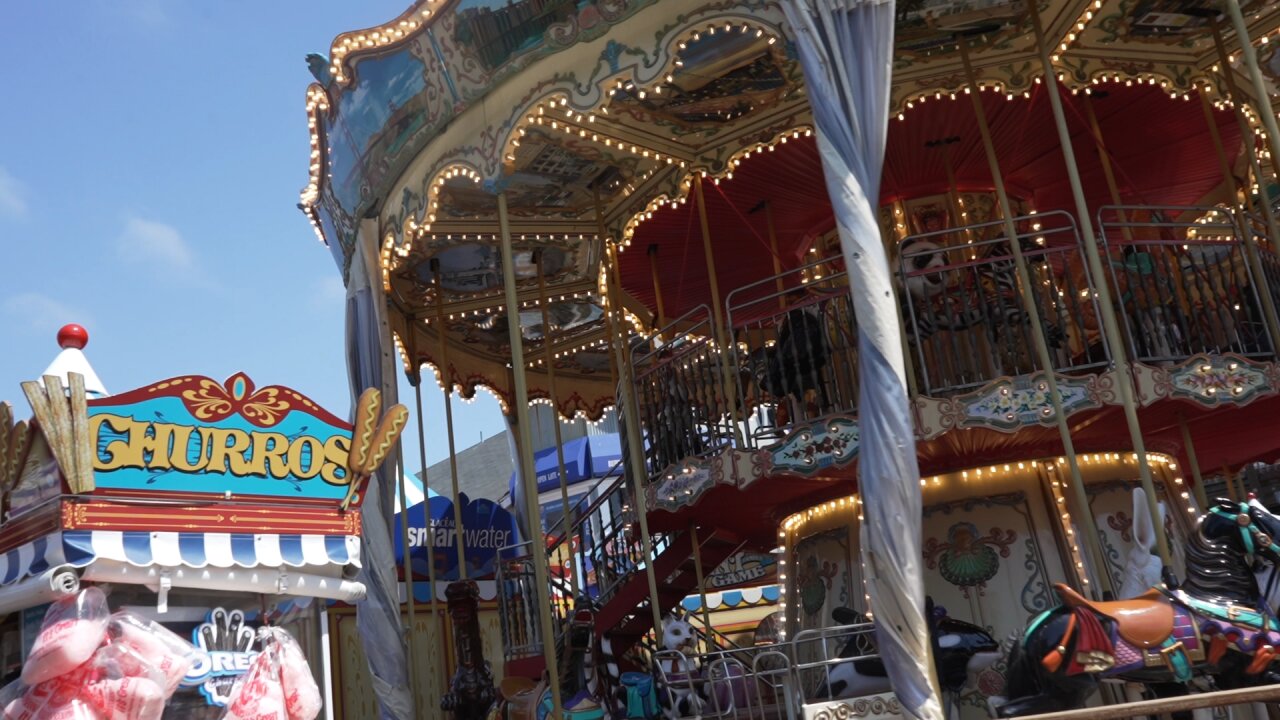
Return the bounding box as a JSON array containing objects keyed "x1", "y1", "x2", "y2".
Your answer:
[
  {"x1": 0, "y1": 531, "x2": 361, "y2": 587},
  {"x1": 680, "y1": 585, "x2": 781, "y2": 613}
]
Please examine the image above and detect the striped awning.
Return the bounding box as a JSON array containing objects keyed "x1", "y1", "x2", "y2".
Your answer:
[
  {"x1": 680, "y1": 584, "x2": 781, "y2": 612},
  {"x1": 0, "y1": 531, "x2": 361, "y2": 587}
]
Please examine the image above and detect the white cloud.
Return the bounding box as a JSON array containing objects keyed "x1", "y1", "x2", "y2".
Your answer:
[
  {"x1": 0, "y1": 167, "x2": 27, "y2": 219},
  {"x1": 117, "y1": 216, "x2": 195, "y2": 273},
  {"x1": 3, "y1": 293, "x2": 89, "y2": 333}
]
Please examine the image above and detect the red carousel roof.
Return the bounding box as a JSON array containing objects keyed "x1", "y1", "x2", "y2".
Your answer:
[{"x1": 621, "y1": 85, "x2": 1241, "y2": 323}]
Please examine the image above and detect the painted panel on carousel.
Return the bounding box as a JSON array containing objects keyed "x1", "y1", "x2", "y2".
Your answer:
[
  {"x1": 922, "y1": 493, "x2": 1069, "y2": 717},
  {"x1": 1131, "y1": 353, "x2": 1280, "y2": 407},
  {"x1": 770, "y1": 417, "x2": 859, "y2": 475},
  {"x1": 86, "y1": 375, "x2": 405, "y2": 507},
  {"x1": 395, "y1": 492, "x2": 519, "y2": 581},
  {"x1": 792, "y1": 528, "x2": 854, "y2": 633}
]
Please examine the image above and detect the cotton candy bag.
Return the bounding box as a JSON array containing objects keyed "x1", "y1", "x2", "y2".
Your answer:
[
  {"x1": 22, "y1": 589, "x2": 109, "y2": 686},
  {"x1": 79, "y1": 644, "x2": 166, "y2": 720},
  {"x1": 106, "y1": 612, "x2": 196, "y2": 696},
  {"x1": 221, "y1": 645, "x2": 286, "y2": 720},
  {"x1": 264, "y1": 629, "x2": 321, "y2": 720},
  {"x1": 3, "y1": 673, "x2": 104, "y2": 720}
]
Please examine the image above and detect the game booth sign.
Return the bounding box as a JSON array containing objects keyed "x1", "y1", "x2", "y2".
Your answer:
[{"x1": 0, "y1": 326, "x2": 409, "y2": 719}]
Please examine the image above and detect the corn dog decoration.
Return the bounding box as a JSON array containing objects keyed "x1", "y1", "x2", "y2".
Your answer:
[{"x1": 342, "y1": 388, "x2": 410, "y2": 510}]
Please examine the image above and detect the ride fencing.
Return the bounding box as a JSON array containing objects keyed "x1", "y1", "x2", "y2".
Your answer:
[
  {"x1": 1097, "y1": 206, "x2": 1276, "y2": 363},
  {"x1": 897, "y1": 211, "x2": 1110, "y2": 397}
]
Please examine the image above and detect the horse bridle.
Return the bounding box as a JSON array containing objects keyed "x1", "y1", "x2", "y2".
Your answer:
[{"x1": 1208, "y1": 502, "x2": 1280, "y2": 559}]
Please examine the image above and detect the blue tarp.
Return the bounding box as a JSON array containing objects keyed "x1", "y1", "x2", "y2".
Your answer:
[{"x1": 507, "y1": 433, "x2": 621, "y2": 497}]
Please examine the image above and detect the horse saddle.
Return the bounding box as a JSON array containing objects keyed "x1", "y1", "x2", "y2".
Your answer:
[{"x1": 1055, "y1": 583, "x2": 1174, "y2": 649}]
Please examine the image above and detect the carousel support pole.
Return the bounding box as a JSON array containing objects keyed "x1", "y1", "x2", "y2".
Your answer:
[
  {"x1": 647, "y1": 245, "x2": 668, "y2": 337},
  {"x1": 1212, "y1": 26, "x2": 1280, "y2": 355},
  {"x1": 939, "y1": 139, "x2": 976, "y2": 247},
  {"x1": 765, "y1": 201, "x2": 787, "y2": 310},
  {"x1": 498, "y1": 192, "x2": 564, "y2": 720},
  {"x1": 1223, "y1": 1, "x2": 1280, "y2": 180},
  {"x1": 959, "y1": 39, "x2": 1116, "y2": 598},
  {"x1": 1177, "y1": 413, "x2": 1210, "y2": 510},
  {"x1": 1025, "y1": 0, "x2": 1172, "y2": 566},
  {"x1": 594, "y1": 187, "x2": 666, "y2": 641},
  {"x1": 413, "y1": 379, "x2": 439, "y2": 704},
  {"x1": 537, "y1": 249, "x2": 579, "y2": 599},
  {"x1": 1200, "y1": 89, "x2": 1244, "y2": 201},
  {"x1": 433, "y1": 265, "x2": 469, "y2": 580},
  {"x1": 394, "y1": 438, "x2": 421, "y2": 705},
  {"x1": 688, "y1": 522, "x2": 714, "y2": 653},
  {"x1": 693, "y1": 176, "x2": 746, "y2": 446},
  {"x1": 1081, "y1": 95, "x2": 1134, "y2": 243},
  {"x1": 1223, "y1": 465, "x2": 1240, "y2": 502}
]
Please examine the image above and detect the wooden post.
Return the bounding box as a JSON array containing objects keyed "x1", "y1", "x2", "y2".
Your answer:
[
  {"x1": 537, "y1": 250, "x2": 579, "y2": 599},
  {"x1": 1177, "y1": 413, "x2": 1209, "y2": 510},
  {"x1": 433, "y1": 265, "x2": 469, "y2": 579},
  {"x1": 693, "y1": 177, "x2": 746, "y2": 445},
  {"x1": 498, "y1": 191, "x2": 564, "y2": 719},
  {"x1": 1024, "y1": 0, "x2": 1171, "y2": 566},
  {"x1": 765, "y1": 202, "x2": 787, "y2": 310},
  {"x1": 688, "y1": 523, "x2": 715, "y2": 653},
  {"x1": 1224, "y1": 0, "x2": 1280, "y2": 179},
  {"x1": 595, "y1": 188, "x2": 666, "y2": 640},
  {"x1": 1211, "y1": 26, "x2": 1280, "y2": 352},
  {"x1": 959, "y1": 38, "x2": 1115, "y2": 598},
  {"x1": 646, "y1": 244, "x2": 668, "y2": 335}
]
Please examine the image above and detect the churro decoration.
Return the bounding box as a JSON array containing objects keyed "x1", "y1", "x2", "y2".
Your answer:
[{"x1": 342, "y1": 388, "x2": 410, "y2": 509}]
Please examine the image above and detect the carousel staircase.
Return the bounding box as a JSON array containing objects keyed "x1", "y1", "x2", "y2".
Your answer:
[{"x1": 499, "y1": 468, "x2": 748, "y2": 676}]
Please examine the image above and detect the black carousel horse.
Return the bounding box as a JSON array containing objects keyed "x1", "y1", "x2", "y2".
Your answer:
[
  {"x1": 741, "y1": 296, "x2": 833, "y2": 424},
  {"x1": 992, "y1": 498, "x2": 1280, "y2": 717}
]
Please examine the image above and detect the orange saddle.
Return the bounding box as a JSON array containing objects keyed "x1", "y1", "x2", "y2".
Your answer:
[{"x1": 1055, "y1": 583, "x2": 1174, "y2": 649}]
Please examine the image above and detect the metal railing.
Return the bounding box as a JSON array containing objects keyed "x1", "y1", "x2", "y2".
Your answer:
[
  {"x1": 649, "y1": 620, "x2": 885, "y2": 720},
  {"x1": 726, "y1": 257, "x2": 860, "y2": 448},
  {"x1": 898, "y1": 211, "x2": 1110, "y2": 396},
  {"x1": 1098, "y1": 206, "x2": 1275, "y2": 363},
  {"x1": 630, "y1": 307, "x2": 737, "y2": 475}
]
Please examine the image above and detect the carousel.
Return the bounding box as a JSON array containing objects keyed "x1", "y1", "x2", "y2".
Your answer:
[{"x1": 301, "y1": 0, "x2": 1280, "y2": 718}]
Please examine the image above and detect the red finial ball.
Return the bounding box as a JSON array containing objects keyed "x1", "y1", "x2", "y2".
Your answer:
[{"x1": 57, "y1": 324, "x2": 88, "y2": 350}]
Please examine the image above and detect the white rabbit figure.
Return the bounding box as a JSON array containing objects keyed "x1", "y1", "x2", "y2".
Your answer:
[{"x1": 1118, "y1": 487, "x2": 1165, "y2": 599}]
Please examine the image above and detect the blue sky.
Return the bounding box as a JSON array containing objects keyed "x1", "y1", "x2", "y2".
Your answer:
[{"x1": 0, "y1": 1, "x2": 508, "y2": 474}]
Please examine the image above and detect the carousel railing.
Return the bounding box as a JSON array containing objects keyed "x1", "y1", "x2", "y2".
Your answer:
[
  {"x1": 1097, "y1": 205, "x2": 1275, "y2": 363},
  {"x1": 898, "y1": 211, "x2": 1110, "y2": 397},
  {"x1": 1238, "y1": 210, "x2": 1280, "y2": 346},
  {"x1": 630, "y1": 307, "x2": 738, "y2": 475},
  {"x1": 649, "y1": 620, "x2": 883, "y2": 720},
  {"x1": 726, "y1": 256, "x2": 860, "y2": 449}
]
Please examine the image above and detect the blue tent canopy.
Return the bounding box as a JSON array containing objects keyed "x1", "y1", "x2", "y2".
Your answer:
[{"x1": 508, "y1": 433, "x2": 620, "y2": 497}]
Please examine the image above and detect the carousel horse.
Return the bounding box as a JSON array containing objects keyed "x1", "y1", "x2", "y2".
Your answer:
[
  {"x1": 991, "y1": 498, "x2": 1280, "y2": 718},
  {"x1": 491, "y1": 597, "x2": 611, "y2": 720},
  {"x1": 741, "y1": 296, "x2": 833, "y2": 426},
  {"x1": 813, "y1": 602, "x2": 1000, "y2": 714}
]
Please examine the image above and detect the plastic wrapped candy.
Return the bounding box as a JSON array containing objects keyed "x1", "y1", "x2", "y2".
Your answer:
[
  {"x1": 263, "y1": 629, "x2": 321, "y2": 720},
  {"x1": 79, "y1": 644, "x2": 166, "y2": 720},
  {"x1": 106, "y1": 612, "x2": 197, "y2": 696},
  {"x1": 22, "y1": 589, "x2": 110, "y2": 686},
  {"x1": 3, "y1": 674, "x2": 105, "y2": 720},
  {"x1": 221, "y1": 645, "x2": 286, "y2": 720}
]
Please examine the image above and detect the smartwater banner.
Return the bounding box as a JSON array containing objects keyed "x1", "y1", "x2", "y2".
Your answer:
[{"x1": 393, "y1": 492, "x2": 519, "y2": 580}]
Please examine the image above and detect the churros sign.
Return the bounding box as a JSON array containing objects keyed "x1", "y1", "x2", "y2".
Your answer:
[{"x1": 87, "y1": 373, "x2": 407, "y2": 506}]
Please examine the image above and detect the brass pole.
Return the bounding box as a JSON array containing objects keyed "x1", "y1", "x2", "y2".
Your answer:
[
  {"x1": 688, "y1": 523, "x2": 714, "y2": 653},
  {"x1": 693, "y1": 177, "x2": 746, "y2": 445},
  {"x1": 1024, "y1": 0, "x2": 1171, "y2": 566},
  {"x1": 1199, "y1": 90, "x2": 1243, "y2": 201},
  {"x1": 647, "y1": 245, "x2": 668, "y2": 335},
  {"x1": 595, "y1": 188, "x2": 666, "y2": 639},
  {"x1": 394, "y1": 423, "x2": 419, "y2": 707},
  {"x1": 959, "y1": 39, "x2": 1115, "y2": 597},
  {"x1": 1212, "y1": 27, "x2": 1280, "y2": 353},
  {"x1": 1223, "y1": 0, "x2": 1280, "y2": 178},
  {"x1": 1081, "y1": 95, "x2": 1133, "y2": 241},
  {"x1": 412, "y1": 379, "x2": 437, "y2": 706},
  {"x1": 1177, "y1": 413, "x2": 1209, "y2": 510},
  {"x1": 765, "y1": 202, "x2": 787, "y2": 310},
  {"x1": 498, "y1": 192, "x2": 564, "y2": 719},
  {"x1": 537, "y1": 250, "x2": 579, "y2": 599},
  {"x1": 1223, "y1": 465, "x2": 1240, "y2": 502},
  {"x1": 433, "y1": 267, "x2": 469, "y2": 580}
]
